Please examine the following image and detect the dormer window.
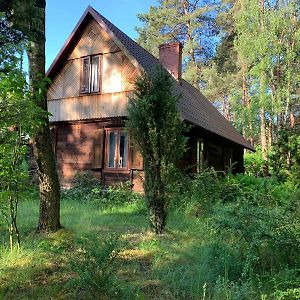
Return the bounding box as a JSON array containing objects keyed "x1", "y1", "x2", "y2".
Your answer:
[{"x1": 81, "y1": 55, "x2": 101, "y2": 93}]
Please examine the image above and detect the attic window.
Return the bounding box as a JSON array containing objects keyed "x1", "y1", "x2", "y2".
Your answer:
[{"x1": 81, "y1": 55, "x2": 101, "y2": 93}]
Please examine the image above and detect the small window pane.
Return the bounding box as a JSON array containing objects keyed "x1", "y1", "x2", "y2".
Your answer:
[
  {"x1": 81, "y1": 57, "x2": 90, "y2": 93},
  {"x1": 91, "y1": 56, "x2": 99, "y2": 92},
  {"x1": 119, "y1": 133, "x2": 128, "y2": 168},
  {"x1": 108, "y1": 132, "x2": 117, "y2": 168},
  {"x1": 197, "y1": 139, "x2": 204, "y2": 173}
]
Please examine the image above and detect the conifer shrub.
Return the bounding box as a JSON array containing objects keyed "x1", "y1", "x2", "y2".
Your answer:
[{"x1": 126, "y1": 68, "x2": 186, "y2": 233}]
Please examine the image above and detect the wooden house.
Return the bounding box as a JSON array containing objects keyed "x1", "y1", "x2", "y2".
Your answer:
[{"x1": 46, "y1": 6, "x2": 254, "y2": 189}]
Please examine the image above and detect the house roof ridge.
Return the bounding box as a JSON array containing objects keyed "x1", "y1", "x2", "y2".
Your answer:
[{"x1": 89, "y1": 6, "x2": 161, "y2": 65}]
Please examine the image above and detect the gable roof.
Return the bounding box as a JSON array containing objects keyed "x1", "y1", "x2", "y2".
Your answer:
[{"x1": 46, "y1": 6, "x2": 254, "y2": 151}]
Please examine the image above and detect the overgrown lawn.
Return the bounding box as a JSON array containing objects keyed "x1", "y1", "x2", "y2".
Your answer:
[{"x1": 1, "y1": 175, "x2": 300, "y2": 299}]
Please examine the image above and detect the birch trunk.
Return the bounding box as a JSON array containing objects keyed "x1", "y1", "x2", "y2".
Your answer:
[
  {"x1": 242, "y1": 70, "x2": 253, "y2": 145},
  {"x1": 259, "y1": 0, "x2": 268, "y2": 175}
]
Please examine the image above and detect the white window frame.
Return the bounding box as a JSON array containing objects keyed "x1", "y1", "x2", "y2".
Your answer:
[{"x1": 105, "y1": 129, "x2": 129, "y2": 170}]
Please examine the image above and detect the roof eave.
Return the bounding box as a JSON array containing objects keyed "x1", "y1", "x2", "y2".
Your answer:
[
  {"x1": 46, "y1": 6, "x2": 94, "y2": 79},
  {"x1": 46, "y1": 6, "x2": 143, "y2": 79}
]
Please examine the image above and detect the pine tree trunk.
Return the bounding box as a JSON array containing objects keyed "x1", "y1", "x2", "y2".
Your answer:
[
  {"x1": 259, "y1": 0, "x2": 268, "y2": 175},
  {"x1": 222, "y1": 94, "x2": 227, "y2": 119},
  {"x1": 268, "y1": 119, "x2": 273, "y2": 148},
  {"x1": 260, "y1": 107, "x2": 268, "y2": 178},
  {"x1": 227, "y1": 95, "x2": 232, "y2": 122},
  {"x1": 27, "y1": 0, "x2": 61, "y2": 233},
  {"x1": 242, "y1": 70, "x2": 254, "y2": 145},
  {"x1": 259, "y1": 70, "x2": 268, "y2": 170}
]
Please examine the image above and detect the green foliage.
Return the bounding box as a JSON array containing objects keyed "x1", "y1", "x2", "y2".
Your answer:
[
  {"x1": 201, "y1": 0, "x2": 300, "y2": 163},
  {"x1": 126, "y1": 67, "x2": 186, "y2": 233},
  {"x1": 136, "y1": 0, "x2": 218, "y2": 86},
  {"x1": 0, "y1": 13, "x2": 25, "y2": 72},
  {"x1": 105, "y1": 183, "x2": 144, "y2": 206},
  {"x1": 269, "y1": 130, "x2": 300, "y2": 183},
  {"x1": 1, "y1": 181, "x2": 300, "y2": 299},
  {"x1": 62, "y1": 171, "x2": 101, "y2": 202},
  {"x1": 171, "y1": 168, "x2": 223, "y2": 215},
  {"x1": 62, "y1": 172, "x2": 145, "y2": 212},
  {"x1": 170, "y1": 171, "x2": 300, "y2": 298},
  {"x1": 0, "y1": 68, "x2": 43, "y2": 249},
  {"x1": 68, "y1": 234, "x2": 123, "y2": 299},
  {"x1": 244, "y1": 149, "x2": 265, "y2": 176}
]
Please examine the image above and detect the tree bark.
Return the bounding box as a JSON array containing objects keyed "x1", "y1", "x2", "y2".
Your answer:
[
  {"x1": 144, "y1": 161, "x2": 166, "y2": 234},
  {"x1": 242, "y1": 70, "x2": 254, "y2": 145},
  {"x1": 259, "y1": 0, "x2": 268, "y2": 176},
  {"x1": 27, "y1": 0, "x2": 61, "y2": 233}
]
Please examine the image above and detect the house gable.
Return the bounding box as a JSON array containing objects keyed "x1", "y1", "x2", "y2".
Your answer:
[{"x1": 47, "y1": 17, "x2": 140, "y2": 122}]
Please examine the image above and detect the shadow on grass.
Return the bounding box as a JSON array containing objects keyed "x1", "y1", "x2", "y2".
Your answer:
[
  {"x1": 0, "y1": 203, "x2": 149, "y2": 299},
  {"x1": 0, "y1": 229, "x2": 76, "y2": 300}
]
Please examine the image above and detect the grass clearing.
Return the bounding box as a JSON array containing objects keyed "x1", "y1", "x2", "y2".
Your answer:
[
  {"x1": 0, "y1": 196, "x2": 212, "y2": 299},
  {"x1": 1, "y1": 177, "x2": 300, "y2": 299}
]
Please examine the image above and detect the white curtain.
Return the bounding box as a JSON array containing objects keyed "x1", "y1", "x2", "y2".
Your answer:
[{"x1": 91, "y1": 56, "x2": 99, "y2": 92}]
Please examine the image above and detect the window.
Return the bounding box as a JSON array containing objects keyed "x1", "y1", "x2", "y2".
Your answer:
[
  {"x1": 81, "y1": 55, "x2": 101, "y2": 93},
  {"x1": 106, "y1": 129, "x2": 128, "y2": 169},
  {"x1": 224, "y1": 149, "x2": 233, "y2": 171},
  {"x1": 196, "y1": 139, "x2": 204, "y2": 172}
]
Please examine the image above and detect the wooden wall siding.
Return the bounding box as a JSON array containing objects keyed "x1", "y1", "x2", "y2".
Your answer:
[
  {"x1": 48, "y1": 91, "x2": 131, "y2": 122},
  {"x1": 55, "y1": 121, "x2": 142, "y2": 188},
  {"x1": 69, "y1": 20, "x2": 119, "y2": 60},
  {"x1": 103, "y1": 172, "x2": 131, "y2": 187},
  {"x1": 63, "y1": 59, "x2": 81, "y2": 98},
  {"x1": 47, "y1": 19, "x2": 138, "y2": 102},
  {"x1": 47, "y1": 58, "x2": 81, "y2": 100},
  {"x1": 102, "y1": 51, "x2": 138, "y2": 94},
  {"x1": 48, "y1": 71, "x2": 65, "y2": 100},
  {"x1": 48, "y1": 51, "x2": 137, "y2": 101}
]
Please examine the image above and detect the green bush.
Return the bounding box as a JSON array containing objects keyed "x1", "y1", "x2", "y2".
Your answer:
[
  {"x1": 61, "y1": 171, "x2": 102, "y2": 202},
  {"x1": 68, "y1": 234, "x2": 123, "y2": 299},
  {"x1": 62, "y1": 173, "x2": 145, "y2": 213},
  {"x1": 269, "y1": 130, "x2": 300, "y2": 183},
  {"x1": 171, "y1": 171, "x2": 300, "y2": 298},
  {"x1": 244, "y1": 149, "x2": 265, "y2": 176},
  {"x1": 171, "y1": 168, "x2": 224, "y2": 215}
]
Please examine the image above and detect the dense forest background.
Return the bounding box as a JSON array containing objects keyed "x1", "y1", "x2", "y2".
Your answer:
[{"x1": 136, "y1": 0, "x2": 300, "y2": 178}]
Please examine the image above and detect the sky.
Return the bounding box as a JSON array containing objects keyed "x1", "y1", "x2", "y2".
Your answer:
[{"x1": 45, "y1": 0, "x2": 157, "y2": 69}]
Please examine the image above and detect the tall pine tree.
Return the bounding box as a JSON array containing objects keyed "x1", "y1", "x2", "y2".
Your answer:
[{"x1": 136, "y1": 0, "x2": 219, "y2": 87}]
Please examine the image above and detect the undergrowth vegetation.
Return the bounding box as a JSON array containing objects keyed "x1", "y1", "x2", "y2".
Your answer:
[
  {"x1": 171, "y1": 171, "x2": 300, "y2": 299},
  {"x1": 0, "y1": 171, "x2": 299, "y2": 299}
]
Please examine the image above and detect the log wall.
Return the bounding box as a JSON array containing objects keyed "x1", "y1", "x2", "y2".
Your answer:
[{"x1": 54, "y1": 120, "x2": 144, "y2": 191}]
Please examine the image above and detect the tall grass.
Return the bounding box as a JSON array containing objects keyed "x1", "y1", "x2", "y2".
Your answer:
[{"x1": 0, "y1": 173, "x2": 299, "y2": 299}]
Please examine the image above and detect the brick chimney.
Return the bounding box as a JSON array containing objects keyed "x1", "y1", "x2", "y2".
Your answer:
[{"x1": 159, "y1": 42, "x2": 183, "y2": 81}]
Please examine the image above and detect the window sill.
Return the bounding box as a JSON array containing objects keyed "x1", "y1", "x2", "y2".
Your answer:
[
  {"x1": 80, "y1": 91, "x2": 101, "y2": 96},
  {"x1": 103, "y1": 169, "x2": 130, "y2": 173}
]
